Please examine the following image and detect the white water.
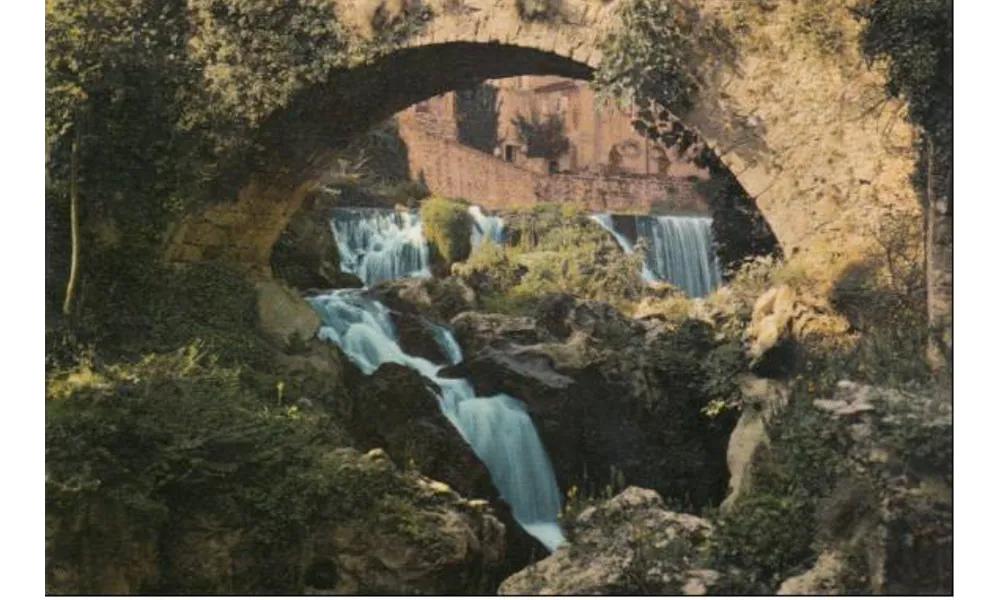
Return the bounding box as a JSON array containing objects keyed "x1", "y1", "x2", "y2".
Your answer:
[
  {"x1": 637, "y1": 215, "x2": 722, "y2": 298},
  {"x1": 309, "y1": 289, "x2": 566, "y2": 551},
  {"x1": 330, "y1": 208, "x2": 431, "y2": 286},
  {"x1": 590, "y1": 213, "x2": 722, "y2": 298},
  {"x1": 468, "y1": 205, "x2": 506, "y2": 250}
]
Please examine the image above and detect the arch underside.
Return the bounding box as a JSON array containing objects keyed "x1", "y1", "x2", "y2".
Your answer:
[
  {"x1": 164, "y1": 39, "x2": 779, "y2": 275},
  {"x1": 256, "y1": 42, "x2": 594, "y2": 184}
]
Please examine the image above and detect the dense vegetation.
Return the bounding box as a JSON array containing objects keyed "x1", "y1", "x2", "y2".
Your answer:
[
  {"x1": 455, "y1": 203, "x2": 645, "y2": 314},
  {"x1": 420, "y1": 197, "x2": 474, "y2": 272}
]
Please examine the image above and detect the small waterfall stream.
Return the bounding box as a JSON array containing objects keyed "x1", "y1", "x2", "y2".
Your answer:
[
  {"x1": 331, "y1": 208, "x2": 431, "y2": 285},
  {"x1": 590, "y1": 213, "x2": 722, "y2": 297},
  {"x1": 468, "y1": 205, "x2": 506, "y2": 249}
]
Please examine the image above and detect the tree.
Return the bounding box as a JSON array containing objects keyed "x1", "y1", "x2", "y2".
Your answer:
[
  {"x1": 512, "y1": 111, "x2": 570, "y2": 162},
  {"x1": 455, "y1": 83, "x2": 502, "y2": 155},
  {"x1": 44, "y1": 0, "x2": 365, "y2": 327}
]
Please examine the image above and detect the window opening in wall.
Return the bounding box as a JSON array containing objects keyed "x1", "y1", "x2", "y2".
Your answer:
[{"x1": 504, "y1": 144, "x2": 518, "y2": 163}]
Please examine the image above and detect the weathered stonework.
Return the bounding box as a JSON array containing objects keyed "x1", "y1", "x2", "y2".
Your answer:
[
  {"x1": 166, "y1": 0, "x2": 924, "y2": 292},
  {"x1": 400, "y1": 123, "x2": 707, "y2": 213}
]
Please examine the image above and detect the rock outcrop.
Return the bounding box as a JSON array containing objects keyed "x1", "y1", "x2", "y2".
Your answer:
[
  {"x1": 300, "y1": 449, "x2": 507, "y2": 595},
  {"x1": 726, "y1": 380, "x2": 953, "y2": 595},
  {"x1": 746, "y1": 285, "x2": 852, "y2": 376},
  {"x1": 499, "y1": 487, "x2": 721, "y2": 595},
  {"x1": 797, "y1": 381, "x2": 952, "y2": 595},
  {"x1": 368, "y1": 276, "x2": 477, "y2": 322},
  {"x1": 255, "y1": 280, "x2": 322, "y2": 348},
  {"x1": 344, "y1": 363, "x2": 549, "y2": 575},
  {"x1": 720, "y1": 376, "x2": 790, "y2": 513},
  {"x1": 444, "y1": 295, "x2": 735, "y2": 511}
]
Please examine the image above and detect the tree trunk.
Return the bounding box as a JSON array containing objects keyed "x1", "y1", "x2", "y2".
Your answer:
[
  {"x1": 62, "y1": 127, "x2": 81, "y2": 320},
  {"x1": 925, "y1": 137, "x2": 953, "y2": 375}
]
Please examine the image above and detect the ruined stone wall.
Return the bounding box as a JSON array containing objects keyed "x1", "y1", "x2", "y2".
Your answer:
[{"x1": 399, "y1": 122, "x2": 706, "y2": 213}]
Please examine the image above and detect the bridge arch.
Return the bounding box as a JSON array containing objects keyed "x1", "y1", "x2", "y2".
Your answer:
[{"x1": 164, "y1": 0, "x2": 920, "y2": 284}]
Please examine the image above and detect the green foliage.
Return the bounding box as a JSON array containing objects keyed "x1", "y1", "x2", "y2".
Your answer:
[
  {"x1": 46, "y1": 345, "x2": 335, "y2": 525},
  {"x1": 595, "y1": 0, "x2": 704, "y2": 116},
  {"x1": 821, "y1": 211, "x2": 931, "y2": 388},
  {"x1": 455, "y1": 84, "x2": 502, "y2": 155},
  {"x1": 420, "y1": 197, "x2": 473, "y2": 270},
  {"x1": 70, "y1": 258, "x2": 270, "y2": 368},
  {"x1": 45, "y1": 343, "x2": 444, "y2": 593},
  {"x1": 706, "y1": 388, "x2": 847, "y2": 590},
  {"x1": 594, "y1": 0, "x2": 737, "y2": 162},
  {"x1": 467, "y1": 208, "x2": 645, "y2": 314},
  {"x1": 511, "y1": 111, "x2": 570, "y2": 161},
  {"x1": 854, "y1": 0, "x2": 952, "y2": 145},
  {"x1": 855, "y1": 0, "x2": 952, "y2": 254}
]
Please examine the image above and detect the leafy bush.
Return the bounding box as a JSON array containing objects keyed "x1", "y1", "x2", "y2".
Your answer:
[
  {"x1": 45, "y1": 344, "x2": 444, "y2": 593},
  {"x1": 69, "y1": 258, "x2": 270, "y2": 368},
  {"x1": 452, "y1": 204, "x2": 646, "y2": 314},
  {"x1": 46, "y1": 345, "x2": 336, "y2": 526},
  {"x1": 420, "y1": 197, "x2": 473, "y2": 272}
]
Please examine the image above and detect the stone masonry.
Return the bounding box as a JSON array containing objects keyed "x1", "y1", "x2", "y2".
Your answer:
[{"x1": 165, "y1": 0, "x2": 930, "y2": 308}]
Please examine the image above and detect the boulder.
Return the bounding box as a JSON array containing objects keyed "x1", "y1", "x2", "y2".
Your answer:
[
  {"x1": 348, "y1": 364, "x2": 495, "y2": 501},
  {"x1": 450, "y1": 312, "x2": 549, "y2": 350},
  {"x1": 255, "y1": 281, "x2": 321, "y2": 347},
  {"x1": 445, "y1": 300, "x2": 732, "y2": 513},
  {"x1": 746, "y1": 285, "x2": 852, "y2": 376},
  {"x1": 499, "y1": 487, "x2": 720, "y2": 595},
  {"x1": 392, "y1": 311, "x2": 451, "y2": 364},
  {"x1": 303, "y1": 448, "x2": 507, "y2": 595},
  {"x1": 368, "y1": 276, "x2": 477, "y2": 322},
  {"x1": 534, "y1": 293, "x2": 642, "y2": 344}
]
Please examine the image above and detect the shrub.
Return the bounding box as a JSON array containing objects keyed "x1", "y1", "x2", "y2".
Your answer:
[
  {"x1": 73, "y1": 257, "x2": 270, "y2": 368},
  {"x1": 456, "y1": 208, "x2": 645, "y2": 314},
  {"x1": 420, "y1": 197, "x2": 473, "y2": 272}
]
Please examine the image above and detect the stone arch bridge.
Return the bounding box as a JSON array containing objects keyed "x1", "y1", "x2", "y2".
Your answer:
[{"x1": 164, "y1": 0, "x2": 920, "y2": 286}]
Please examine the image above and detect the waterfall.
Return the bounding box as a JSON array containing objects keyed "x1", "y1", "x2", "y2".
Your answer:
[
  {"x1": 636, "y1": 215, "x2": 722, "y2": 298},
  {"x1": 468, "y1": 205, "x2": 506, "y2": 250},
  {"x1": 330, "y1": 208, "x2": 431, "y2": 286},
  {"x1": 591, "y1": 212, "x2": 722, "y2": 298},
  {"x1": 309, "y1": 289, "x2": 566, "y2": 551},
  {"x1": 589, "y1": 213, "x2": 635, "y2": 253}
]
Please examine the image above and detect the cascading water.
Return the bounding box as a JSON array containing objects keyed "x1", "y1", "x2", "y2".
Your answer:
[
  {"x1": 330, "y1": 208, "x2": 431, "y2": 286},
  {"x1": 468, "y1": 205, "x2": 506, "y2": 250},
  {"x1": 590, "y1": 213, "x2": 722, "y2": 298},
  {"x1": 309, "y1": 289, "x2": 566, "y2": 551},
  {"x1": 637, "y1": 215, "x2": 722, "y2": 298}
]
